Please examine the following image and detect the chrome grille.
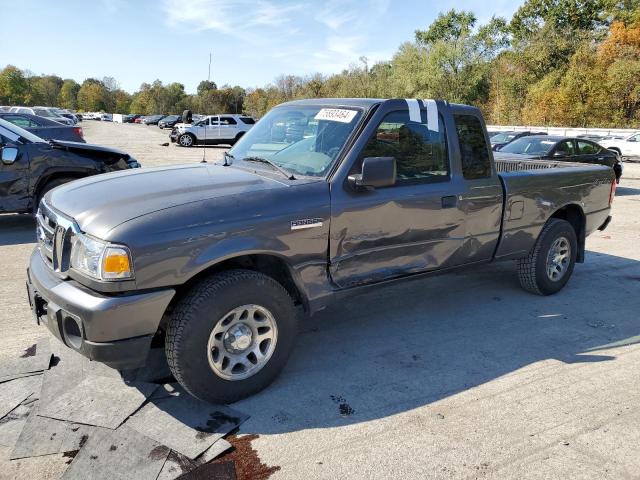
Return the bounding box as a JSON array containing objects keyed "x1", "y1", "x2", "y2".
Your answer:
[
  {"x1": 36, "y1": 200, "x2": 79, "y2": 275},
  {"x1": 36, "y1": 207, "x2": 56, "y2": 267}
]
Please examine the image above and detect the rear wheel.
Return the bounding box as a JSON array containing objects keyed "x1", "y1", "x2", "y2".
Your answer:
[
  {"x1": 518, "y1": 219, "x2": 577, "y2": 295},
  {"x1": 178, "y1": 133, "x2": 195, "y2": 147},
  {"x1": 165, "y1": 270, "x2": 298, "y2": 403}
]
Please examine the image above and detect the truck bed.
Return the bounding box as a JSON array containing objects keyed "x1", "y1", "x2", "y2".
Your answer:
[{"x1": 493, "y1": 157, "x2": 613, "y2": 260}]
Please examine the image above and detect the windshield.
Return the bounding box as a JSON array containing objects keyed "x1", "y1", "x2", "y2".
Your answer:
[
  {"x1": 0, "y1": 117, "x2": 46, "y2": 144},
  {"x1": 228, "y1": 105, "x2": 363, "y2": 177},
  {"x1": 500, "y1": 137, "x2": 555, "y2": 155},
  {"x1": 491, "y1": 132, "x2": 516, "y2": 143},
  {"x1": 34, "y1": 108, "x2": 56, "y2": 118}
]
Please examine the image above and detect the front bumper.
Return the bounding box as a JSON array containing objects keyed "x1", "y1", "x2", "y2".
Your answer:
[{"x1": 26, "y1": 249, "x2": 175, "y2": 369}]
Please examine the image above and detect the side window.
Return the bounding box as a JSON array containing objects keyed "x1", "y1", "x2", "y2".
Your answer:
[
  {"x1": 630, "y1": 134, "x2": 640, "y2": 142},
  {"x1": 577, "y1": 141, "x2": 598, "y2": 155},
  {"x1": 220, "y1": 117, "x2": 237, "y2": 125},
  {"x1": 554, "y1": 140, "x2": 576, "y2": 156},
  {"x1": 454, "y1": 114, "x2": 492, "y2": 179},
  {"x1": 360, "y1": 110, "x2": 449, "y2": 184},
  {"x1": 6, "y1": 115, "x2": 34, "y2": 128},
  {"x1": 209, "y1": 117, "x2": 220, "y2": 126}
]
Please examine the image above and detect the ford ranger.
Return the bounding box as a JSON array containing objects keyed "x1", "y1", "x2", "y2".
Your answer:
[{"x1": 25, "y1": 99, "x2": 616, "y2": 403}]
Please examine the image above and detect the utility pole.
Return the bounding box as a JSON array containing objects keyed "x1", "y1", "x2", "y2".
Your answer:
[{"x1": 208, "y1": 52, "x2": 212, "y2": 82}]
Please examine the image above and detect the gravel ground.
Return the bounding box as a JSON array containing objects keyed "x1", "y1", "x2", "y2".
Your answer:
[{"x1": 1, "y1": 121, "x2": 639, "y2": 479}]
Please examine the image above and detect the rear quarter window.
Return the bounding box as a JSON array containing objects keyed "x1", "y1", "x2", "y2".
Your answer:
[
  {"x1": 454, "y1": 114, "x2": 492, "y2": 179},
  {"x1": 239, "y1": 117, "x2": 255, "y2": 124}
]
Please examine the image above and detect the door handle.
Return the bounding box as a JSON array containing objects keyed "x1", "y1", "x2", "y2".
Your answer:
[{"x1": 441, "y1": 195, "x2": 457, "y2": 209}]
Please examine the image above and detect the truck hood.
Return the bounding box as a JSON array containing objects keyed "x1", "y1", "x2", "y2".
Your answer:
[{"x1": 46, "y1": 164, "x2": 288, "y2": 239}]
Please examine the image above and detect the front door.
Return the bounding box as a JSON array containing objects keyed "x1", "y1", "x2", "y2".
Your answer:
[
  {"x1": 0, "y1": 126, "x2": 30, "y2": 213},
  {"x1": 329, "y1": 103, "x2": 465, "y2": 288}
]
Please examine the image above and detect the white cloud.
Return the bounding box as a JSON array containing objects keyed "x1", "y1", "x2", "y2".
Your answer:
[
  {"x1": 162, "y1": 0, "x2": 393, "y2": 78},
  {"x1": 163, "y1": 0, "x2": 301, "y2": 35}
]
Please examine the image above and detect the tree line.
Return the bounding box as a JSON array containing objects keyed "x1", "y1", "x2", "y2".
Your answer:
[{"x1": 1, "y1": 0, "x2": 639, "y2": 127}]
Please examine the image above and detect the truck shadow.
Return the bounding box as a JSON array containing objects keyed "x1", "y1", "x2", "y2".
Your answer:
[
  {"x1": 231, "y1": 251, "x2": 640, "y2": 435},
  {"x1": 615, "y1": 186, "x2": 640, "y2": 196},
  {"x1": 0, "y1": 214, "x2": 35, "y2": 246}
]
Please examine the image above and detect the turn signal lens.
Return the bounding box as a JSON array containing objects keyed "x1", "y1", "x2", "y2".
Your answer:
[{"x1": 102, "y1": 247, "x2": 133, "y2": 279}]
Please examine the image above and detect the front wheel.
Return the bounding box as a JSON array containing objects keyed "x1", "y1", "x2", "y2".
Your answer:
[
  {"x1": 178, "y1": 133, "x2": 195, "y2": 147},
  {"x1": 165, "y1": 270, "x2": 298, "y2": 403},
  {"x1": 518, "y1": 219, "x2": 577, "y2": 295}
]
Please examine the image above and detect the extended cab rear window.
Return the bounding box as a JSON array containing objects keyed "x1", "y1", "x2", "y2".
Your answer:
[{"x1": 454, "y1": 114, "x2": 492, "y2": 179}]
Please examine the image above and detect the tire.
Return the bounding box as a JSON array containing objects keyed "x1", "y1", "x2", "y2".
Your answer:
[
  {"x1": 518, "y1": 218, "x2": 577, "y2": 295},
  {"x1": 33, "y1": 177, "x2": 77, "y2": 214},
  {"x1": 165, "y1": 269, "x2": 298, "y2": 403},
  {"x1": 178, "y1": 133, "x2": 195, "y2": 147}
]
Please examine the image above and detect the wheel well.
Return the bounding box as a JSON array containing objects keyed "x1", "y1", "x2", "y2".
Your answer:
[
  {"x1": 550, "y1": 204, "x2": 586, "y2": 262},
  {"x1": 165, "y1": 254, "x2": 306, "y2": 324},
  {"x1": 33, "y1": 172, "x2": 89, "y2": 206}
]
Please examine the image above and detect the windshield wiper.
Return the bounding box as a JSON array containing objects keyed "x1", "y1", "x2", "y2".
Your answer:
[{"x1": 242, "y1": 156, "x2": 296, "y2": 180}]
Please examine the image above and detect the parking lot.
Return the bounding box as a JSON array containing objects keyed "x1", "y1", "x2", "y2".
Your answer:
[{"x1": 2, "y1": 120, "x2": 640, "y2": 479}]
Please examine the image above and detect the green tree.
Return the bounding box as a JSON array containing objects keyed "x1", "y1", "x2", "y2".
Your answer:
[
  {"x1": 77, "y1": 79, "x2": 109, "y2": 111},
  {"x1": 0, "y1": 65, "x2": 28, "y2": 104},
  {"x1": 27, "y1": 75, "x2": 63, "y2": 106},
  {"x1": 58, "y1": 79, "x2": 80, "y2": 109},
  {"x1": 197, "y1": 80, "x2": 217, "y2": 96}
]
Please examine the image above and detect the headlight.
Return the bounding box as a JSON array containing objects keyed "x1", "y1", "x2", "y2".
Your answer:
[{"x1": 70, "y1": 233, "x2": 134, "y2": 281}]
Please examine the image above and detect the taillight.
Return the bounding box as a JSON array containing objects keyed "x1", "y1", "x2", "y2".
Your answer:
[
  {"x1": 609, "y1": 179, "x2": 616, "y2": 205},
  {"x1": 74, "y1": 127, "x2": 84, "y2": 139}
]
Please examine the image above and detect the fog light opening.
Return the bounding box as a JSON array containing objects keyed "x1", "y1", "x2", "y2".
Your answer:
[{"x1": 63, "y1": 316, "x2": 83, "y2": 350}]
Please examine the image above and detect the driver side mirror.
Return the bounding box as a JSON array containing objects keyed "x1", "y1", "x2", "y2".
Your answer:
[
  {"x1": 348, "y1": 157, "x2": 396, "y2": 189},
  {"x1": 1, "y1": 147, "x2": 18, "y2": 165},
  {"x1": 628, "y1": 137, "x2": 637, "y2": 142},
  {"x1": 553, "y1": 151, "x2": 566, "y2": 158}
]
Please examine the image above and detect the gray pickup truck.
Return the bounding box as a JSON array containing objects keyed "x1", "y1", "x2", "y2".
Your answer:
[{"x1": 25, "y1": 99, "x2": 616, "y2": 403}]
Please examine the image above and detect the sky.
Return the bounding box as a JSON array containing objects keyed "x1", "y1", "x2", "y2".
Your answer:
[{"x1": 0, "y1": 0, "x2": 523, "y2": 94}]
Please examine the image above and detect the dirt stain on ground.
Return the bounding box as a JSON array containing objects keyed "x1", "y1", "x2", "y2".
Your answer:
[
  {"x1": 195, "y1": 411, "x2": 242, "y2": 439},
  {"x1": 330, "y1": 395, "x2": 355, "y2": 416},
  {"x1": 78, "y1": 434, "x2": 89, "y2": 449},
  {"x1": 210, "y1": 434, "x2": 280, "y2": 480},
  {"x1": 62, "y1": 450, "x2": 78, "y2": 464},
  {"x1": 148, "y1": 445, "x2": 170, "y2": 461},
  {"x1": 20, "y1": 344, "x2": 37, "y2": 358}
]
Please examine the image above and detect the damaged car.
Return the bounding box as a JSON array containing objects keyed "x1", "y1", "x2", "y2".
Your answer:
[{"x1": 0, "y1": 118, "x2": 140, "y2": 214}]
